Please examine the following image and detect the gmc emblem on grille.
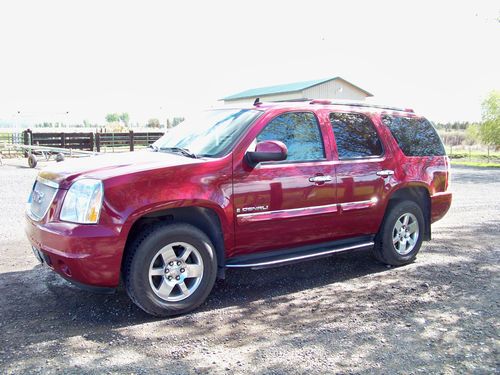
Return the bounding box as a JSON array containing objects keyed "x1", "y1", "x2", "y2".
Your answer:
[{"x1": 32, "y1": 189, "x2": 45, "y2": 204}]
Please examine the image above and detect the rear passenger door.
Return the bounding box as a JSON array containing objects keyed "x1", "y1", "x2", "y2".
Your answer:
[{"x1": 329, "y1": 112, "x2": 392, "y2": 239}]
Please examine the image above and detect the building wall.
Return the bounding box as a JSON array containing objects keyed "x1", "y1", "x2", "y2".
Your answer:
[
  {"x1": 223, "y1": 78, "x2": 369, "y2": 105},
  {"x1": 302, "y1": 79, "x2": 368, "y2": 101}
]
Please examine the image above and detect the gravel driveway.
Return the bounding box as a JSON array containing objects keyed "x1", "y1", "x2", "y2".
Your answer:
[{"x1": 0, "y1": 159, "x2": 498, "y2": 374}]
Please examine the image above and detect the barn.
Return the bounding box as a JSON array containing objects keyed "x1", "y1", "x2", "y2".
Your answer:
[{"x1": 222, "y1": 77, "x2": 373, "y2": 105}]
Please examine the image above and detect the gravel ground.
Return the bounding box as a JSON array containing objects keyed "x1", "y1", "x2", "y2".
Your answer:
[{"x1": 0, "y1": 158, "x2": 498, "y2": 374}]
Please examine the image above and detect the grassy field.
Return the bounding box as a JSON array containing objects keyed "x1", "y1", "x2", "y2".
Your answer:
[
  {"x1": 447, "y1": 146, "x2": 500, "y2": 164},
  {"x1": 451, "y1": 160, "x2": 500, "y2": 168}
]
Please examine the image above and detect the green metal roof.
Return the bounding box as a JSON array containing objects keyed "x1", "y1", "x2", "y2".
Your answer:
[{"x1": 222, "y1": 77, "x2": 372, "y2": 101}]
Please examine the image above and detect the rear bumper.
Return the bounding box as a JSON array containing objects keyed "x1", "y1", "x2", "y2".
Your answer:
[
  {"x1": 25, "y1": 215, "x2": 125, "y2": 288},
  {"x1": 430, "y1": 192, "x2": 452, "y2": 223}
]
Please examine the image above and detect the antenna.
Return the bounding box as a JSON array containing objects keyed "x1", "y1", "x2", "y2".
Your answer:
[{"x1": 253, "y1": 98, "x2": 261, "y2": 106}]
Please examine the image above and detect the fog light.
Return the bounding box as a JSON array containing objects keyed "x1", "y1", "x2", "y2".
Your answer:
[{"x1": 58, "y1": 260, "x2": 72, "y2": 277}]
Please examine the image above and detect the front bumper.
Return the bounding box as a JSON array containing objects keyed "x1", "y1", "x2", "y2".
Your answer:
[{"x1": 25, "y1": 215, "x2": 126, "y2": 288}]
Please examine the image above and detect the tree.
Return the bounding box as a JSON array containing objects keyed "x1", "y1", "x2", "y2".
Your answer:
[
  {"x1": 147, "y1": 118, "x2": 160, "y2": 128},
  {"x1": 172, "y1": 117, "x2": 185, "y2": 127},
  {"x1": 479, "y1": 91, "x2": 500, "y2": 150},
  {"x1": 119, "y1": 113, "x2": 130, "y2": 127},
  {"x1": 465, "y1": 123, "x2": 480, "y2": 145},
  {"x1": 106, "y1": 113, "x2": 120, "y2": 123},
  {"x1": 166, "y1": 119, "x2": 172, "y2": 129}
]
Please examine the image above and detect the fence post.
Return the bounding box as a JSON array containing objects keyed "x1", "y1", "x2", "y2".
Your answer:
[
  {"x1": 23, "y1": 129, "x2": 32, "y2": 145},
  {"x1": 61, "y1": 132, "x2": 66, "y2": 148},
  {"x1": 129, "y1": 130, "x2": 134, "y2": 152},
  {"x1": 95, "y1": 132, "x2": 101, "y2": 153},
  {"x1": 89, "y1": 132, "x2": 94, "y2": 152}
]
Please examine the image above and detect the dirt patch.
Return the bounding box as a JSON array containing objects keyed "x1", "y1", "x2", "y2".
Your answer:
[{"x1": 0, "y1": 159, "x2": 498, "y2": 374}]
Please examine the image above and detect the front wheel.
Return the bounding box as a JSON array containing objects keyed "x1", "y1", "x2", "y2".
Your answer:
[
  {"x1": 123, "y1": 223, "x2": 217, "y2": 317},
  {"x1": 373, "y1": 200, "x2": 424, "y2": 266}
]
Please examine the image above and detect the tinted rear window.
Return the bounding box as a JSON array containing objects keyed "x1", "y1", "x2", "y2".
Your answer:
[
  {"x1": 330, "y1": 112, "x2": 383, "y2": 159},
  {"x1": 381, "y1": 115, "x2": 445, "y2": 157}
]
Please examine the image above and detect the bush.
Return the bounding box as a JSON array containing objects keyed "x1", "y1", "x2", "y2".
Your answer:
[
  {"x1": 438, "y1": 131, "x2": 467, "y2": 146},
  {"x1": 448, "y1": 152, "x2": 468, "y2": 159}
]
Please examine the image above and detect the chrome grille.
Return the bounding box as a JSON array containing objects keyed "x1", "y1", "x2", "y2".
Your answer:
[{"x1": 29, "y1": 179, "x2": 58, "y2": 221}]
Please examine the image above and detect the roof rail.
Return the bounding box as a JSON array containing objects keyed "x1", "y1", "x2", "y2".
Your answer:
[
  {"x1": 309, "y1": 99, "x2": 414, "y2": 113},
  {"x1": 272, "y1": 98, "x2": 311, "y2": 103}
]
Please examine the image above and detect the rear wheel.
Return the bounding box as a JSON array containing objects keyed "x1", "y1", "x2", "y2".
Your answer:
[
  {"x1": 124, "y1": 223, "x2": 217, "y2": 317},
  {"x1": 373, "y1": 200, "x2": 424, "y2": 266}
]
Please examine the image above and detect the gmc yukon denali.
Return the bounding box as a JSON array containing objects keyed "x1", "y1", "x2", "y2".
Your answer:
[{"x1": 25, "y1": 100, "x2": 452, "y2": 316}]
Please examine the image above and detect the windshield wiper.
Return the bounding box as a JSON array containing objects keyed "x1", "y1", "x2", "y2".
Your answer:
[
  {"x1": 149, "y1": 144, "x2": 159, "y2": 152},
  {"x1": 159, "y1": 147, "x2": 197, "y2": 158}
]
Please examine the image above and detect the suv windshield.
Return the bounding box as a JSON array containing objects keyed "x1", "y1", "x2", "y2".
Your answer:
[{"x1": 152, "y1": 109, "x2": 262, "y2": 157}]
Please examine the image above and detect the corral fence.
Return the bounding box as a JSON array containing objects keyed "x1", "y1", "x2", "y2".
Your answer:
[
  {"x1": 24, "y1": 131, "x2": 94, "y2": 151},
  {"x1": 0, "y1": 132, "x2": 23, "y2": 145},
  {"x1": 95, "y1": 131, "x2": 163, "y2": 152},
  {"x1": 21, "y1": 130, "x2": 164, "y2": 152}
]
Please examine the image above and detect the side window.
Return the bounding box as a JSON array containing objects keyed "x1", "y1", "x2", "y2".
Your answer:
[
  {"x1": 382, "y1": 115, "x2": 445, "y2": 156},
  {"x1": 256, "y1": 112, "x2": 325, "y2": 161},
  {"x1": 329, "y1": 112, "x2": 383, "y2": 159}
]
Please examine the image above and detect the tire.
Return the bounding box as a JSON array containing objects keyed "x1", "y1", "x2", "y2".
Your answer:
[
  {"x1": 55, "y1": 153, "x2": 65, "y2": 162},
  {"x1": 123, "y1": 223, "x2": 217, "y2": 317},
  {"x1": 373, "y1": 200, "x2": 424, "y2": 266},
  {"x1": 28, "y1": 154, "x2": 37, "y2": 168}
]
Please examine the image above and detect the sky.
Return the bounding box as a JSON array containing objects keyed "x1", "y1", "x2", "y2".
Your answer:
[{"x1": 0, "y1": 0, "x2": 498, "y2": 127}]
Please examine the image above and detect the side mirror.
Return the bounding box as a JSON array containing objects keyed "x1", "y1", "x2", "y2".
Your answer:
[{"x1": 246, "y1": 140, "x2": 288, "y2": 166}]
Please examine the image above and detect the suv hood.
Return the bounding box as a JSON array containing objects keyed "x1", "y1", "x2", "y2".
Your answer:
[{"x1": 38, "y1": 150, "x2": 203, "y2": 188}]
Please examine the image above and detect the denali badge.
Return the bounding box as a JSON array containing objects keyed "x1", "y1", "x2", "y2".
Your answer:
[{"x1": 236, "y1": 205, "x2": 269, "y2": 214}]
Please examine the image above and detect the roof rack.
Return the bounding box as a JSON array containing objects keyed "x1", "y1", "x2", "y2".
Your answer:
[
  {"x1": 309, "y1": 99, "x2": 414, "y2": 113},
  {"x1": 252, "y1": 98, "x2": 414, "y2": 113}
]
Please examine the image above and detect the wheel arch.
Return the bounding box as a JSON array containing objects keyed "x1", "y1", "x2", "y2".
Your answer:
[
  {"x1": 122, "y1": 204, "x2": 227, "y2": 279},
  {"x1": 385, "y1": 184, "x2": 432, "y2": 240}
]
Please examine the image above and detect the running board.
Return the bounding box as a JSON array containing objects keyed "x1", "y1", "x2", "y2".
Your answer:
[{"x1": 226, "y1": 241, "x2": 374, "y2": 269}]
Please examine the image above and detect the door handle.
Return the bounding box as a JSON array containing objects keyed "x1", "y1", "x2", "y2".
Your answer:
[
  {"x1": 309, "y1": 175, "x2": 333, "y2": 183},
  {"x1": 376, "y1": 170, "x2": 395, "y2": 177}
]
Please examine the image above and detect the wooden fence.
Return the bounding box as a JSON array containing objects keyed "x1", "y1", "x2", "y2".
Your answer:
[
  {"x1": 22, "y1": 130, "x2": 163, "y2": 152},
  {"x1": 24, "y1": 131, "x2": 94, "y2": 151}
]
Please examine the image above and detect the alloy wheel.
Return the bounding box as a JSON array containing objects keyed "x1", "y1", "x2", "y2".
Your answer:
[
  {"x1": 392, "y1": 213, "x2": 419, "y2": 255},
  {"x1": 148, "y1": 242, "x2": 204, "y2": 302}
]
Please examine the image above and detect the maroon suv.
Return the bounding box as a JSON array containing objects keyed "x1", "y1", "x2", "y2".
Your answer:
[{"x1": 25, "y1": 100, "x2": 452, "y2": 316}]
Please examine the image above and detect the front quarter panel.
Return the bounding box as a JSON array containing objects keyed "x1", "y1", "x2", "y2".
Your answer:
[{"x1": 103, "y1": 157, "x2": 234, "y2": 251}]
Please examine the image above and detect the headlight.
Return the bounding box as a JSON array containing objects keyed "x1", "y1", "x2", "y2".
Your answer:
[{"x1": 60, "y1": 179, "x2": 104, "y2": 224}]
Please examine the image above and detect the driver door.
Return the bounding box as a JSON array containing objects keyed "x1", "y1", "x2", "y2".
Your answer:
[{"x1": 232, "y1": 111, "x2": 337, "y2": 256}]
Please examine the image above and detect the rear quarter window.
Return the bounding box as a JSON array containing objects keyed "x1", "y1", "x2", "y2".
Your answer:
[{"x1": 381, "y1": 115, "x2": 445, "y2": 157}]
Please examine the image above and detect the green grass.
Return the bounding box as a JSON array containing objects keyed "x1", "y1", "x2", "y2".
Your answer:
[
  {"x1": 451, "y1": 160, "x2": 500, "y2": 168},
  {"x1": 449, "y1": 151, "x2": 500, "y2": 159}
]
